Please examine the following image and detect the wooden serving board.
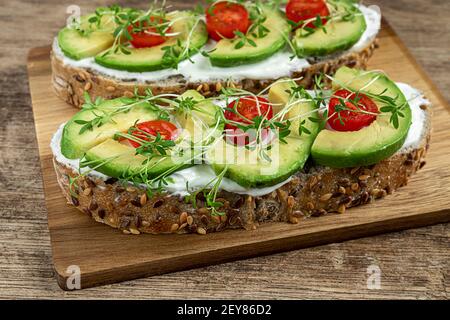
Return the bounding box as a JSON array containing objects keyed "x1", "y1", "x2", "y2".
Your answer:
[{"x1": 27, "y1": 22, "x2": 450, "y2": 290}]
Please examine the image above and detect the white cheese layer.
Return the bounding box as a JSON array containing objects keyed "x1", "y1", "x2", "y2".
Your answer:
[
  {"x1": 397, "y1": 83, "x2": 429, "y2": 150},
  {"x1": 50, "y1": 83, "x2": 429, "y2": 197},
  {"x1": 52, "y1": 4, "x2": 381, "y2": 83}
]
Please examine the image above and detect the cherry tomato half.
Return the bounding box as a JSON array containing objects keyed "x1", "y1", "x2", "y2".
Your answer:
[
  {"x1": 127, "y1": 16, "x2": 171, "y2": 48},
  {"x1": 127, "y1": 120, "x2": 178, "y2": 148},
  {"x1": 327, "y1": 89, "x2": 379, "y2": 132},
  {"x1": 205, "y1": 1, "x2": 251, "y2": 41},
  {"x1": 224, "y1": 96, "x2": 273, "y2": 145},
  {"x1": 286, "y1": 0, "x2": 330, "y2": 28}
]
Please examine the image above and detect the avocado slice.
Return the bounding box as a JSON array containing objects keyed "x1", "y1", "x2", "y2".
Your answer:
[
  {"x1": 207, "y1": 81, "x2": 319, "y2": 188},
  {"x1": 94, "y1": 11, "x2": 208, "y2": 72},
  {"x1": 84, "y1": 138, "x2": 193, "y2": 179},
  {"x1": 57, "y1": 9, "x2": 117, "y2": 60},
  {"x1": 293, "y1": 0, "x2": 366, "y2": 57},
  {"x1": 175, "y1": 90, "x2": 224, "y2": 146},
  {"x1": 61, "y1": 98, "x2": 158, "y2": 159},
  {"x1": 311, "y1": 67, "x2": 412, "y2": 168},
  {"x1": 208, "y1": 6, "x2": 290, "y2": 67}
]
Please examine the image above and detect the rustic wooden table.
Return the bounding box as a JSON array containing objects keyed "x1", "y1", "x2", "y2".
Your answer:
[{"x1": 0, "y1": 0, "x2": 448, "y2": 299}]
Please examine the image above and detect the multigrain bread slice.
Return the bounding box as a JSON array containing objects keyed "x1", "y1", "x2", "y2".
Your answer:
[
  {"x1": 51, "y1": 39, "x2": 379, "y2": 109},
  {"x1": 52, "y1": 101, "x2": 431, "y2": 235}
]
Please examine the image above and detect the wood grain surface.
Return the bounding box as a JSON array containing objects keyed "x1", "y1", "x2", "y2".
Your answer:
[{"x1": 1, "y1": 0, "x2": 449, "y2": 299}]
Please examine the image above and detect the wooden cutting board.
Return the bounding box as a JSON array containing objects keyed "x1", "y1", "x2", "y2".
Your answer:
[{"x1": 27, "y1": 21, "x2": 450, "y2": 290}]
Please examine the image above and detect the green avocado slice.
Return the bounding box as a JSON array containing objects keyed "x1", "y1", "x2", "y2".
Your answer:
[
  {"x1": 311, "y1": 67, "x2": 412, "y2": 168},
  {"x1": 207, "y1": 81, "x2": 319, "y2": 188},
  {"x1": 94, "y1": 11, "x2": 208, "y2": 72},
  {"x1": 293, "y1": 0, "x2": 366, "y2": 57},
  {"x1": 57, "y1": 9, "x2": 117, "y2": 60},
  {"x1": 208, "y1": 6, "x2": 290, "y2": 67},
  {"x1": 84, "y1": 138, "x2": 193, "y2": 179},
  {"x1": 175, "y1": 90, "x2": 224, "y2": 147}
]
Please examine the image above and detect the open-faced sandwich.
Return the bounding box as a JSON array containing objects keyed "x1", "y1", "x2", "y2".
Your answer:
[
  {"x1": 51, "y1": 0, "x2": 381, "y2": 108},
  {"x1": 51, "y1": 67, "x2": 431, "y2": 235}
]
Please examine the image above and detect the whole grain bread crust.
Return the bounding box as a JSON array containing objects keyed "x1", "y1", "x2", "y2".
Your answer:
[
  {"x1": 51, "y1": 39, "x2": 379, "y2": 108},
  {"x1": 53, "y1": 104, "x2": 431, "y2": 235}
]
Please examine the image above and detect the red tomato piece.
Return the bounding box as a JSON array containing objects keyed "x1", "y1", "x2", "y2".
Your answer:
[
  {"x1": 286, "y1": 0, "x2": 330, "y2": 28},
  {"x1": 327, "y1": 89, "x2": 379, "y2": 132},
  {"x1": 224, "y1": 96, "x2": 273, "y2": 145},
  {"x1": 127, "y1": 16, "x2": 171, "y2": 48},
  {"x1": 127, "y1": 120, "x2": 178, "y2": 148},
  {"x1": 205, "y1": 1, "x2": 251, "y2": 41}
]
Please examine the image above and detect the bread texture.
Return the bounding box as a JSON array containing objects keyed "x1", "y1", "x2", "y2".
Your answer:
[
  {"x1": 51, "y1": 39, "x2": 379, "y2": 108},
  {"x1": 53, "y1": 103, "x2": 431, "y2": 235}
]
